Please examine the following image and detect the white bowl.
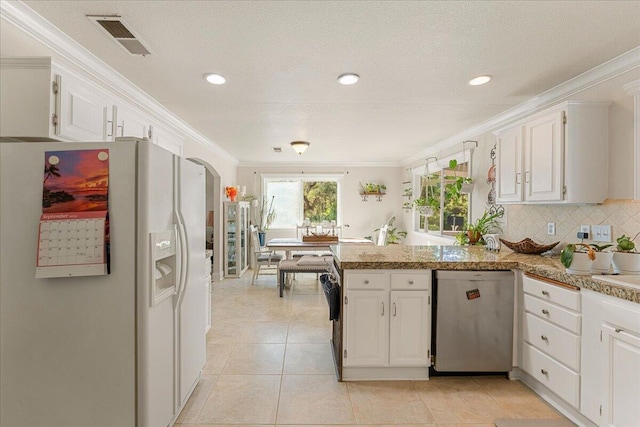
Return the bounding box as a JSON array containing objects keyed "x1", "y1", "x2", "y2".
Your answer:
[
  {"x1": 612, "y1": 252, "x2": 640, "y2": 274},
  {"x1": 590, "y1": 252, "x2": 614, "y2": 274},
  {"x1": 566, "y1": 252, "x2": 594, "y2": 275}
]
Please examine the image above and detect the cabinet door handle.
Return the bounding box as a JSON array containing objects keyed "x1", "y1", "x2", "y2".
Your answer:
[
  {"x1": 525, "y1": 171, "x2": 530, "y2": 183},
  {"x1": 381, "y1": 302, "x2": 384, "y2": 316},
  {"x1": 541, "y1": 290, "x2": 549, "y2": 296},
  {"x1": 408, "y1": 280, "x2": 414, "y2": 285},
  {"x1": 364, "y1": 280, "x2": 369, "y2": 285},
  {"x1": 516, "y1": 172, "x2": 521, "y2": 185},
  {"x1": 615, "y1": 328, "x2": 623, "y2": 333},
  {"x1": 541, "y1": 335, "x2": 548, "y2": 341},
  {"x1": 541, "y1": 369, "x2": 548, "y2": 375},
  {"x1": 541, "y1": 309, "x2": 549, "y2": 315},
  {"x1": 393, "y1": 302, "x2": 397, "y2": 316},
  {"x1": 107, "y1": 120, "x2": 114, "y2": 137},
  {"x1": 117, "y1": 124, "x2": 124, "y2": 137}
]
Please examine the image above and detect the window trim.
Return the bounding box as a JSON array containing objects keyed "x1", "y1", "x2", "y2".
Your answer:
[
  {"x1": 411, "y1": 151, "x2": 472, "y2": 237},
  {"x1": 261, "y1": 173, "x2": 344, "y2": 229}
]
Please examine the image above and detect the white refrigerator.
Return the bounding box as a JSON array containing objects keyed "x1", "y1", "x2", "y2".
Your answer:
[{"x1": 0, "y1": 138, "x2": 207, "y2": 426}]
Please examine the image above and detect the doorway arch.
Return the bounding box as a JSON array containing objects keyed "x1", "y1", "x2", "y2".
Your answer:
[{"x1": 188, "y1": 158, "x2": 222, "y2": 281}]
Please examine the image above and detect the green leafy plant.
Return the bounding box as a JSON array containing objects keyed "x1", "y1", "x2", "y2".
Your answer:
[
  {"x1": 257, "y1": 195, "x2": 276, "y2": 231},
  {"x1": 616, "y1": 234, "x2": 637, "y2": 252},
  {"x1": 374, "y1": 216, "x2": 407, "y2": 245},
  {"x1": 591, "y1": 244, "x2": 612, "y2": 252},
  {"x1": 560, "y1": 243, "x2": 596, "y2": 268},
  {"x1": 465, "y1": 210, "x2": 502, "y2": 243},
  {"x1": 360, "y1": 182, "x2": 385, "y2": 194}
]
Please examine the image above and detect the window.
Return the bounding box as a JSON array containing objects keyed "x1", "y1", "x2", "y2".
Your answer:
[
  {"x1": 263, "y1": 175, "x2": 341, "y2": 228},
  {"x1": 414, "y1": 156, "x2": 470, "y2": 236}
]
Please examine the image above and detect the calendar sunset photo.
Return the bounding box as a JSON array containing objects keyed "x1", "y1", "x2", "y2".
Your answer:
[{"x1": 43, "y1": 149, "x2": 109, "y2": 213}]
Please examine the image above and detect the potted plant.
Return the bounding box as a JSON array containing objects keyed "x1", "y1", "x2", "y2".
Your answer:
[
  {"x1": 374, "y1": 216, "x2": 407, "y2": 245},
  {"x1": 466, "y1": 210, "x2": 502, "y2": 244},
  {"x1": 560, "y1": 243, "x2": 596, "y2": 275},
  {"x1": 256, "y1": 195, "x2": 276, "y2": 246},
  {"x1": 612, "y1": 233, "x2": 640, "y2": 274},
  {"x1": 589, "y1": 244, "x2": 613, "y2": 274}
]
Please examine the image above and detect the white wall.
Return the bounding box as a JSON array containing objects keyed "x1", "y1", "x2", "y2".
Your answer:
[
  {"x1": 608, "y1": 95, "x2": 635, "y2": 199},
  {"x1": 236, "y1": 165, "x2": 404, "y2": 241}
]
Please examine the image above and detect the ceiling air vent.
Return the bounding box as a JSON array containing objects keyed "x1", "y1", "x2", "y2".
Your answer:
[
  {"x1": 87, "y1": 15, "x2": 153, "y2": 56},
  {"x1": 272, "y1": 147, "x2": 283, "y2": 153}
]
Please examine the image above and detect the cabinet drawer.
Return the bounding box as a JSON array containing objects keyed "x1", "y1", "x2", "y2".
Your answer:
[
  {"x1": 523, "y1": 294, "x2": 581, "y2": 334},
  {"x1": 523, "y1": 276, "x2": 580, "y2": 311},
  {"x1": 390, "y1": 271, "x2": 430, "y2": 290},
  {"x1": 522, "y1": 343, "x2": 580, "y2": 408},
  {"x1": 523, "y1": 313, "x2": 580, "y2": 371},
  {"x1": 345, "y1": 271, "x2": 387, "y2": 290},
  {"x1": 603, "y1": 300, "x2": 640, "y2": 336}
]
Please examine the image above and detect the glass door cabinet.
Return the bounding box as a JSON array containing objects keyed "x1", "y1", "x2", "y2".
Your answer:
[{"x1": 223, "y1": 201, "x2": 249, "y2": 278}]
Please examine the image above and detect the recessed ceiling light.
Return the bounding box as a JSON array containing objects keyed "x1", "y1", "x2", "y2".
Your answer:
[
  {"x1": 204, "y1": 73, "x2": 226, "y2": 85},
  {"x1": 337, "y1": 73, "x2": 359, "y2": 85},
  {"x1": 468, "y1": 75, "x2": 492, "y2": 86}
]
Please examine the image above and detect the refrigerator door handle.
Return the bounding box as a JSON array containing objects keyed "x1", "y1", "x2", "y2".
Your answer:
[{"x1": 174, "y1": 218, "x2": 189, "y2": 307}]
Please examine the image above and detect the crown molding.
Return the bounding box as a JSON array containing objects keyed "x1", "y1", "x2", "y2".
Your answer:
[
  {"x1": 402, "y1": 45, "x2": 640, "y2": 166},
  {"x1": 0, "y1": 0, "x2": 238, "y2": 165},
  {"x1": 238, "y1": 160, "x2": 402, "y2": 168},
  {"x1": 624, "y1": 79, "x2": 640, "y2": 96}
]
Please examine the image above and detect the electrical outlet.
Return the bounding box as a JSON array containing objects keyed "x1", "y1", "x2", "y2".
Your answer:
[
  {"x1": 580, "y1": 225, "x2": 590, "y2": 234},
  {"x1": 592, "y1": 224, "x2": 612, "y2": 242},
  {"x1": 547, "y1": 222, "x2": 556, "y2": 236}
]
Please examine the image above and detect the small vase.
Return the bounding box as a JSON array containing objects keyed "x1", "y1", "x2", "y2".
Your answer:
[
  {"x1": 612, "y1": 252, "x2": 640, "y2": 274},
  {"x1": 590, "y1": 252, "x2": 613, "y2": 274},
  {"x1": 258, "y1": 231, "x2": 266, "y2": 247},
  {"x1": 467, "y1": 230, "x2": 481, "y2": 244},
  {"x1": 566, "y1": 252, "x2": 594, "y2": 275},
  {"x1": 230, "y1": 195, "x2": 236, "y2": 202}
]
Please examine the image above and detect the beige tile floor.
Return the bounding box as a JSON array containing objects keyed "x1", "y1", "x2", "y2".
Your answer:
[{"x1": 175, "y1": 271, "x2": 571, "y2": 427}]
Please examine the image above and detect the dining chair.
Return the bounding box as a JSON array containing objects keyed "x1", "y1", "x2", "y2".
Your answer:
[
  {"x1": 377, "y1": 224, "x2": 389, "y2": 246},
  {"x1": 249, "y1": 225, "x2": 283, "y2": 285}
]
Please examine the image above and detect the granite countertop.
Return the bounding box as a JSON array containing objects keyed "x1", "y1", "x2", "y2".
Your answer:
[{"x1": 331, "y1": 244, "x2": 640, "y2": 304}]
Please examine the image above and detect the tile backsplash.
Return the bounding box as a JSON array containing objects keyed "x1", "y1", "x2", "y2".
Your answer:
[{"x1": 503, "y1": 199, "x2": 640, "y2": 248}]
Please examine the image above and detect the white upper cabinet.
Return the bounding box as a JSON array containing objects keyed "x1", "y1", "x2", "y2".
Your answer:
[
  {"x1": 57, "y1": 73, "x2": 110, "y2": 141},
  {"x1": 496, "y1": 125, "x2": 524, "y2": 202},
  {"x1": 524, "y1": 111, "x2": 564, "y2": 202},
  {"x1": 112, "y1": 104, "x2": 149, "y2": 140},
  {"x1": 1, "y1": 57, "x2": 186, "y2": 157},
  {"x1": 496, "y1": 102, "x2": 609, "y2": 204}
]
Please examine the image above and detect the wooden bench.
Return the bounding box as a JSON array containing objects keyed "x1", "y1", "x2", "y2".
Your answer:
[{"x1": 277, "y1": 256, "x2": 334, "y2": 297}]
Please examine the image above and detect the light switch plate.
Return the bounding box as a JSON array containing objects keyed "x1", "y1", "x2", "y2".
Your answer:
[{"x1": 592, "y1": 224, "x2": 612, "y2": 242}]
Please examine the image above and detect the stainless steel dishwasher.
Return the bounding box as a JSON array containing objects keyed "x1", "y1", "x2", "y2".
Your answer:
[{"x1": 434, "y1": 270, "x2": 514, "y2": 372}]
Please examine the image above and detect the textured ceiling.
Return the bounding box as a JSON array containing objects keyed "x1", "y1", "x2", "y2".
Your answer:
[{"x1": 12, "y1": 1, "x2": 640, "y2": 164}]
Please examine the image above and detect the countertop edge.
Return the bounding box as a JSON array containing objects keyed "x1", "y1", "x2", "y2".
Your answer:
[{"x1": 335, "y1": 257, "x2": 640, "y2": 304}]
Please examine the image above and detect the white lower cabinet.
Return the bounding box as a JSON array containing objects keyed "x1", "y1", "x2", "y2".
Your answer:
[
  {"x1": 521, "y1": 275, "x2": 581, "y2": 408},
  {"x1": 389, "y1": 291, "x2": 430, "y2": 366},
  {"x1": 342, "y1": 270, "x2": 431, "y2": 378},
  {"x1": 601, "y1": 299, "x2": 640, "y2": 427},
  {"x1": 344, "y1": 290, "x2": 388, "y2": 367}
]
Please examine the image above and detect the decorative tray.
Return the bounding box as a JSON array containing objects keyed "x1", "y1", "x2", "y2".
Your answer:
[
  {"x1": 499, "y1": 238, "x2": 559, "y2": 255},
  {"x1": 302, "y1": 235, "x2": 339, "y2": 243}
]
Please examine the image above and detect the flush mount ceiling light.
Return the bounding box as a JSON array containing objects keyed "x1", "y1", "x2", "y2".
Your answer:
[
  {"x1": 337, "y1": 73, "x2": 360, "y2": 85},
  {"x1": 468, "y1": 75, "x2": 492, "y2": 86},
  {"x1": 204, "y1": 73, "x2": 226, "y2": 85},
  {"x1": 290, "y1": 141, "x2": 310, "y2": 155}
]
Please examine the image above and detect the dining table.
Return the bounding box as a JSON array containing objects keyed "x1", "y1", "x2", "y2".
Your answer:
[{"x1": 266, "y1": 237, "x2": 373, "y2": 259}]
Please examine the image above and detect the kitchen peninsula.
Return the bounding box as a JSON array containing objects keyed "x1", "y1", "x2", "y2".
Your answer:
[
  {"x1": 329, "y1": 244, "x2": 640, "y2": 427},
  {"x1": 332, "y1": 244, "x2": 640, "y2": 302}
]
